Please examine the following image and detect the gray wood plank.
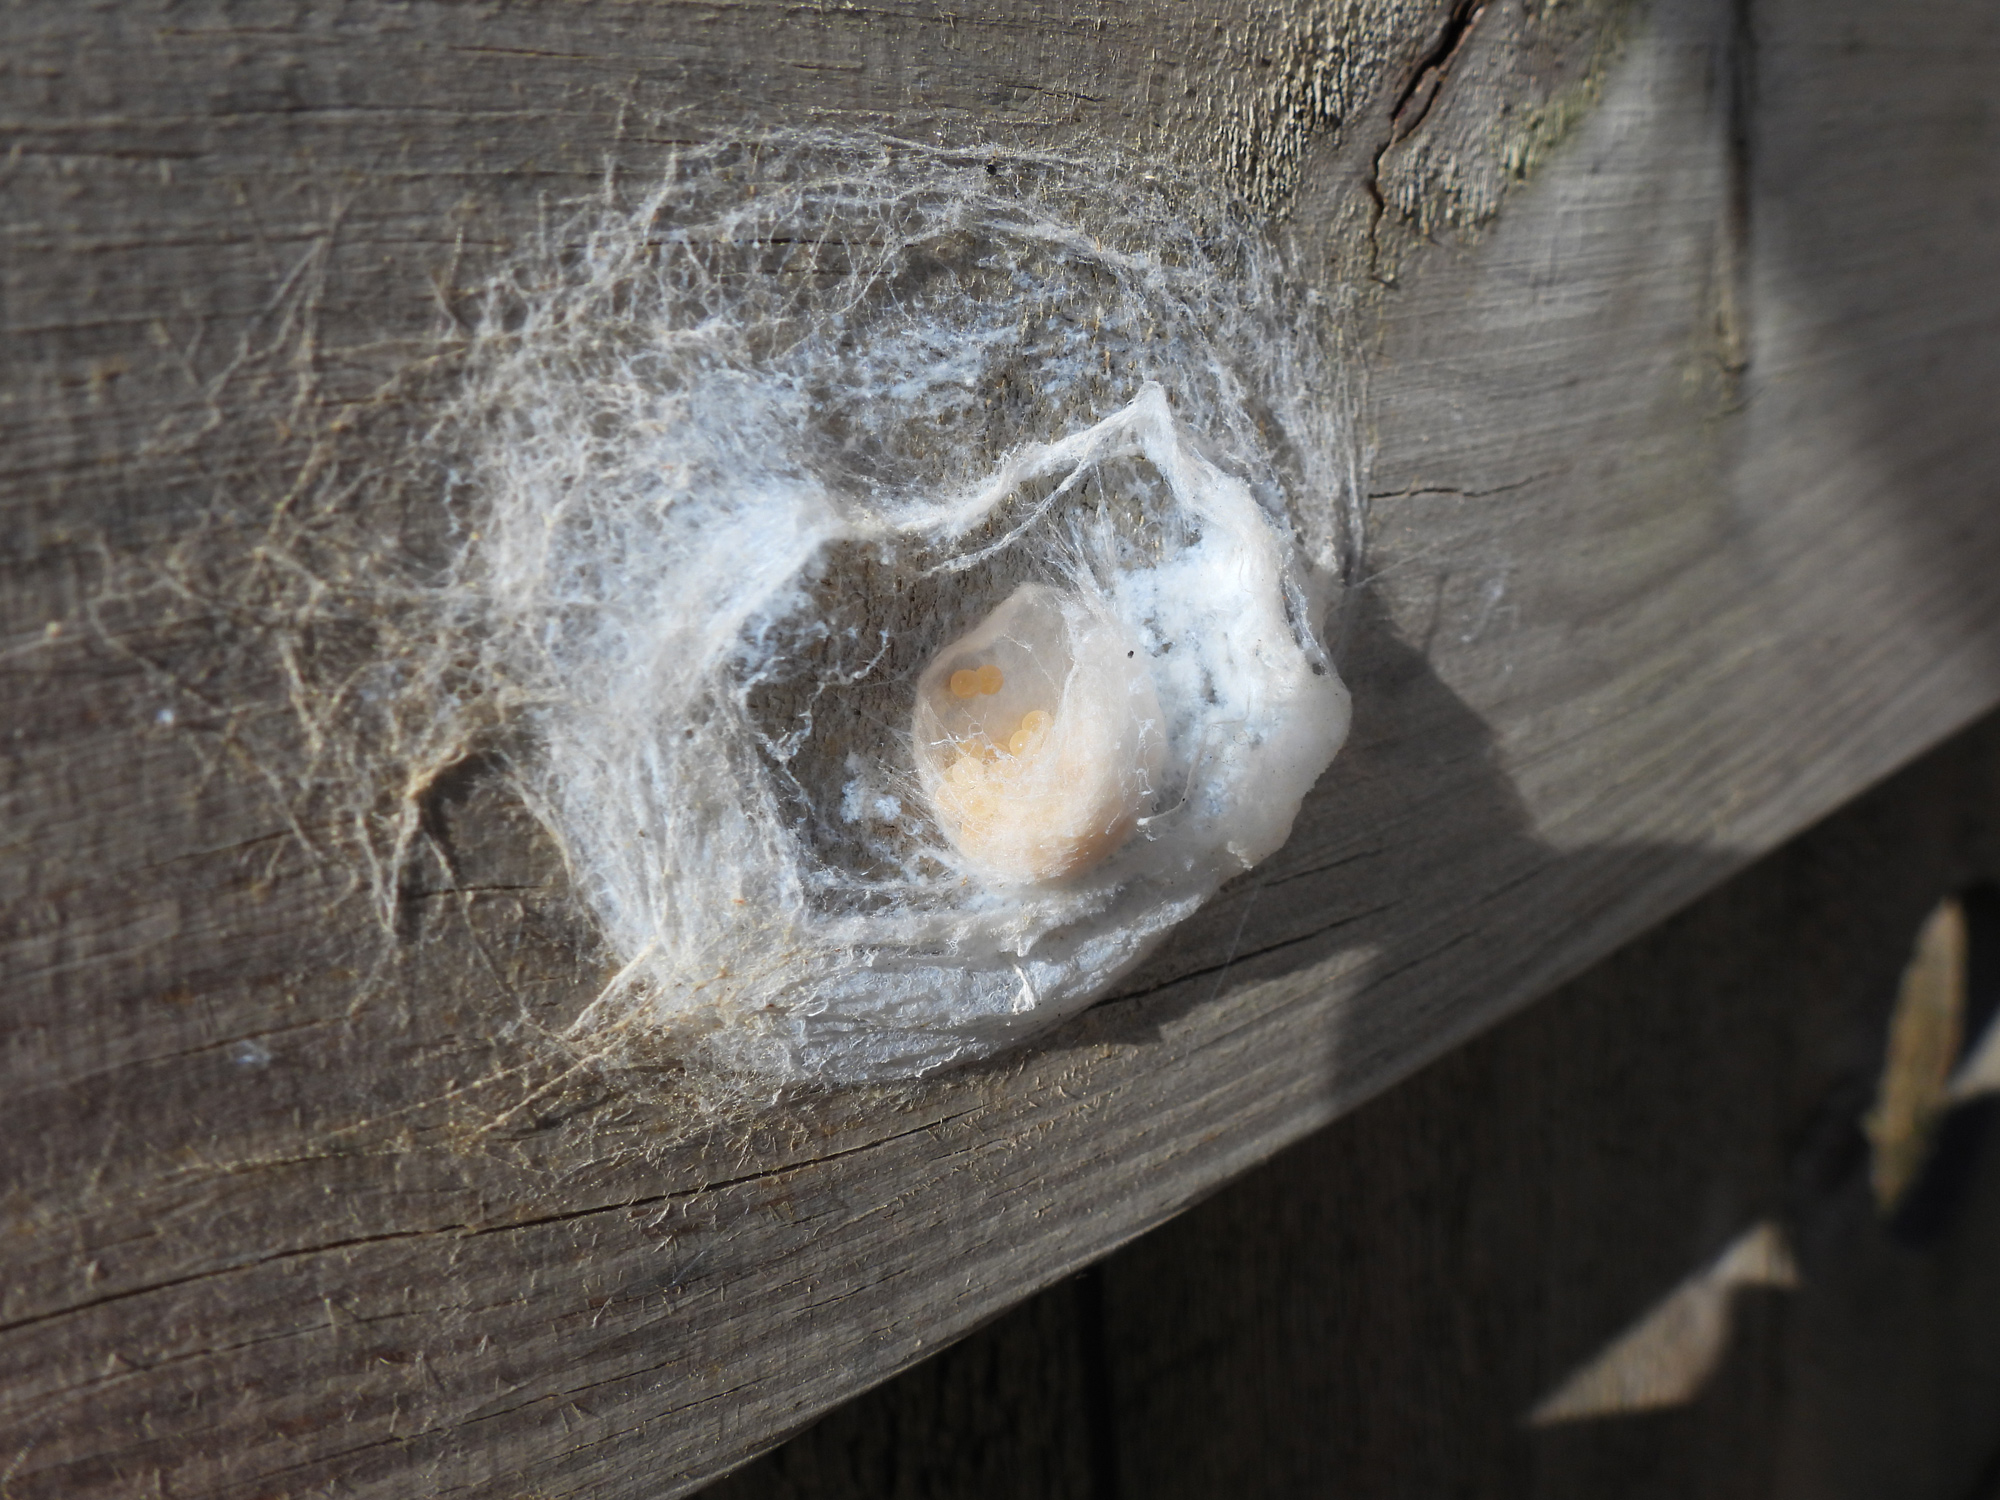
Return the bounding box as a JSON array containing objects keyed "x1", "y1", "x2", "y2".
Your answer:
[
  {"x1": 703, "y1": 1269, "x2": 1113, "y2": 1500},
  {"x1": 1095, "y1": 710, "x2": 2000, "y2": 1500},
  {"x1": 713, "y1": 705, "x2": 2000, "y2": 1500},
  {"x1": 4, "y1": 0, "x2": 1999, "y2": 1493}
]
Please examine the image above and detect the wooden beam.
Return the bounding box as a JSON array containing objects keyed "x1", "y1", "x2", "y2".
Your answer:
[{"x1": 3, "y1": 0, "x2": 1998, "y2": 1493}]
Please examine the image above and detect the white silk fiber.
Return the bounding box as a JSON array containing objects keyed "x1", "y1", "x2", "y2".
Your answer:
[{"x1": 429, "y1": 135, "x2": 1358, "y2": 1081}]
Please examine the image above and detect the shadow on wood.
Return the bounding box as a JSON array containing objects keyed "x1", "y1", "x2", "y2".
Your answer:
[{"x1": 712, "y1": 707, "x2": 2000, "y2": 1500}]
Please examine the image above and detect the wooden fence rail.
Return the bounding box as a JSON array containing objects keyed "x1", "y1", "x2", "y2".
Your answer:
[{"x1": 4, "y1": 0, "x2": 1999, "y2": 1493}]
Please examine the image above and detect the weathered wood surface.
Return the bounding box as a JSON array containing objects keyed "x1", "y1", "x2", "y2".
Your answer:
[
  {"x1": 4, "y1": 0, "x2": 2000, "y2": 1494},
  {"x1": 714, "y1": 707, "x2": 2000, "y2": 1499}
]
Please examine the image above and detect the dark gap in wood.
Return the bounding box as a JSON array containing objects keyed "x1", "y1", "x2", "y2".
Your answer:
[{"x1": 1074, "y1": 1265, "x2": 1123, "y2": 1500}]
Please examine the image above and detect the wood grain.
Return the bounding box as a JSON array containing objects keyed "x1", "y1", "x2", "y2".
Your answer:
[
  {"x1": 715, "y1": 706, "x2": 2000, "y2": 1500},
  {"x1": 4, "y1": 0, "x2": 1999, "y2": 1494}
]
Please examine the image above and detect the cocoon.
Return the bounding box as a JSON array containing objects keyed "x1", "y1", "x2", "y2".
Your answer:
[{"x1": 426, "y1": 135, "x2": 1360, "y2": 1081}]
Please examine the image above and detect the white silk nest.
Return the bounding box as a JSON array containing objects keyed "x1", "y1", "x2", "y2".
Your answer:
[{"x1": 428, "y1": 135, "x2": 1359, "y2": 1081}]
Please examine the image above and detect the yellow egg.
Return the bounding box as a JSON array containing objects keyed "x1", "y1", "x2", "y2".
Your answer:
[{"x1": 1005, "y1": 710, "x2": 1053, "y2": 756}]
